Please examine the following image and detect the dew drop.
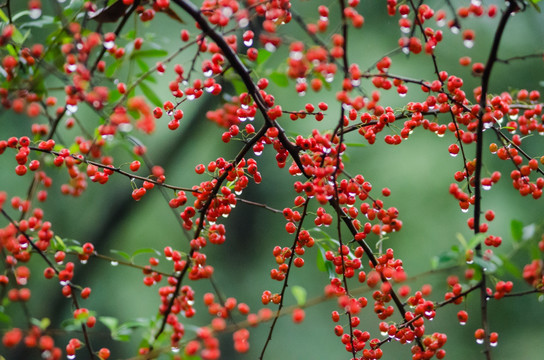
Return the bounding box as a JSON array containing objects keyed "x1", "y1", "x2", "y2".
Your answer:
[
  {"x1": 187, "y1": 94, "x2": 195, "y2": 101},
  {"x1": 203, "y1": 70, "x2": 213, "y2": 77},
  {"x1": 60, "y1": 280, "x2": 69, "y2": 286},
  {"x1": 380, "y1": 331, "x2": 387, "y2": 336},
  {"x1": 111, "y1": 261, "x2": 119, "y2": 266},
  {"x1": 449, "y1": 152, "x2": 458, "y2": 157},
  {"x1": 80, "y1": 259, "x2": 87, "y2": 265},
  {"x1": 399, "y1": 93, "x2": 406, "y2": 98},
  {"x1": 238, "y1": 116, "x2": 247, "y2": 122},
  {"x1": 459, "y1": 321, "x2": 466, "y2": 326},
  {"x1": 66, "y1": 104, "x2": 78, "y2": 115},
  {"x1": 253, "y1": 151, "x2": 262, "y2": 156},
  {"x1": 238, "y1": 18, "x2": 249, "y2": 27},
  {"x1": 466, "y1": 260, "x2": 473, "y2": 264},
  {"x1": 490, "y1": 342, "x2": 497, "y2": 347},
  {"x1": 482, "y1": 185, "x2": 491, "y2": 191},
  {"x1": 67, "y1": 355, "x2": 76, "y2": 360},
  {"x1": 400, "y1": 26, "x2": 410, "y2": 34},
  {"x1": 104, "y1": 41, "x2": 115, "y2": 50},
  {"x1": 244, "y1": 39, "x2": 253, "y2": 47},
  {"x1": 402, "y1": 47, "x2": 410, "y2": 55},
  {"x1": 205, "y1": 86, "x2": 214, "y2": 93},
  {"x1": 476, "y1": 339, "x2": 484, "y2": 344},
  {"x1": 450, "y1": 26, "x2": 460, "y2": 34},
  {"x1": 171, "y1": 347, "x2": 180, "y2": 353},
  {"x1": 29, "y1": 8, "x2": 42, "y2": 19},
  {"x1": 265, "y1": 43, "x2": 276, "y2": 52},
  {"x1": 68, "y1": 64, "x2": 77, "y2": 72},
  {"x1": 463, "y1": 40, "x2": 474, "y2": 48}
]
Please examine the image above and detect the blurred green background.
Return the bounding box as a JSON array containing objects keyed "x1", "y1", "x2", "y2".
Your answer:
[{"x1": 1, "y1": 1, "x2": 544, "y2": 359}]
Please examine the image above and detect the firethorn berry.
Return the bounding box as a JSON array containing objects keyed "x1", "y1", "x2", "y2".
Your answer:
[
  {"x1": 98, "y1": 347, "x2": 111, "y2": 359},
  {"x1": 292, "y1": 308, "x2": 305, "y2": 323},
  {"x1": 82, "y1": 242, "x2": 94, "y2": 255}
]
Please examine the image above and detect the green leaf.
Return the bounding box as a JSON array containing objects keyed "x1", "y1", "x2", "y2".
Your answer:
[
  {"x1": 136, "y1": 58, "x2": 150, "y2": 73},
  {"x1": 511, "y1": 219, "x2": 523, "y2": 242},
  {"x1": 31, "y1": 317, "x2": 51, "y2": 330},
  {"x1": 99, "y1": 316, "x2": 119, "y2": 332},
  {"x1": 110, "y1": 249, "x2": 131, "y2": 261},
  {"x1": 473, "y1": 256, "x2": 497, "y2": 274},
  {"x1": 291, "y1": 285, "x2": 307, "y2": 306},
  {"x1": 316, "y1": 243, "x2": 336, "y2": 279},
  {"x1": 132, "y1": 248, "x2": 160, "y2": 258},
  {"x1": 138, "y1": 82, "x2": 162, "y2": 107},
  {"x1": 52, "y1": 236, "x2": 67, "y2": 251},
  {"x1": 130, "y1": 49, "x2": 168, "y2": 59},
  {"x1": 0, "y1": 311, "x2": 11, "y2": 324},
  {"x1": 256, "y1": 49, "x2": 272, "y2": 64},
  {"x1": 467, "y1": 233, "x2": 486, "y2": 249},
  {"x1": 269, "y1": 72, "x2": 289, "y2": 87}
]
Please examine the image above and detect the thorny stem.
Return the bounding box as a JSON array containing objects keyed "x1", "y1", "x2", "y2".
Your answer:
[
  {"x1": 259, "y1": 199, "x2": 310, "y2": 359},
  {"x1": 474, "y1": 2, "x2": 520, "y2": 359}
]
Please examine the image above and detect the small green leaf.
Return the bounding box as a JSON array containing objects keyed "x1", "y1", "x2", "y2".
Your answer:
[
  {"x1": 99, "y1": 316, "x2": 119, "y2": 332},
  {"x1": 106, "y1": 59, "x2": 123, "y2": 78},
  {"x1": 136, "y1": 58, "x2": 150, "y2": 73},
  {"x1": 511, "y1": 219, "x2": 523, "y2": 242},
  {"x1": 473, "y1": 256, "x2": 497, "y2": 274},
  {"x1": 132, "y1": 248, "x2": 160, "y2": 258},
  {"x1": 52, "y1": 236, "x2": 67, "y2": 251},
  {"x1": 110, "y1": 249, "x2": 131, "y2": 261},
  {"x1": 269, "y1": 72, "x2": 289, "y2": 87},
  {"x1": 467, "y1": 233, "x2": 486, "y2": 249},
  {"x1": 138, "y1": 82, "x2": 162, "y2": 107},
  {"x1": 291, "y1": 285, "x2": 307, "y2": 306},
  {"x1": 0, "y1": 311, "x2": 11, "y2": 324},
  {"x1": 256, "y1": 49, "x2": 272, "y2": 65}
]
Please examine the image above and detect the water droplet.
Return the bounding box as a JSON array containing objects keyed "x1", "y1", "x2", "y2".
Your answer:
[
  {"x1": 476, "y1": 339, "x2": 484, "y2": 344},
  {"x1": 290, "y1": 51, "x2": 303, "y2": 60},
  {"x1": 265, "y1": 43, "x2": 276, "y2": 52},
  {"x1": 238, "y1": 116, "x2": 247, "y2": 122},
  {"x1": 29, "y1": 8, "x2": 42, "y2": 19},
  {"x1": 459, "y1": 321, "x2": 466, "y2": 326},
  {"x1": 464, "y1": 40, "x2": 474, "y2": 48},
  {"x1": 118, "y1": 123, "x2": 133, "y2": 132},
  {"x1": 466, "y1": 260, "x2": 473, "y2": 264},
  {"x1": 171, "y1": 347, "x2": 180, "y2": 353},
  {"x1": 80, "y1": 259, "x2": 87, "y2": 265},
  {"x1": 60, "y1": 280, "x2": 69, "y2": 286},
  {"x1": 67, "y1": 355, "x2": 76, "y2": 360},
  {"x1": 298, "y1": 91, "x2": 306, "y2": 96},
  {"x1": 436, "y1": 132, "x2": 445, "y2": 138},
  {"x1": 450, "y1": 152, "x2": 458, "y2": 157},
  {"x1": 490, "y1": 341, "x2": 497, "y2": 347},
  {"x1": 205, "y1": 86, "x2": 214, "y2": 93},
  {"x1": 203, "y1": 70, "x2": 213, "y2": 77},
  {"x1": 380, "y1": 331, "x2": 388, "y2": 336},
  {"x1": 247, "y1": 117, "x2": 254, "y2": 121},
  {"x1": 254, "y1": 151, "x2": 262, "y2": 156},
  {"x1": 399, "y1": 93, "x2": 406, "y2": 98},
  {"x1": 111, "y1": 261, "x2": 119, "y2": 266},
  {"x1": 238, "y1": 18, "x2": 249, "y2": 28},
  {"x1": 104, "y1": 41, "x2": 115, "y2": 50},
  {"x1": 450, "y1": 26, "x2": 460, "y2": 34},
  {"x1": 482, "y1": 185, "x2": 491, "y2": 191},
  {"x1": 241, "y1": 104, "x2": 249, "y2": 110},
  {"x1": 436, "y1": 19, "x2": 446, "y2": 27},
  {"x1": 67, "y1": 64, "x2": 77, "y2": 72},
  {"x1": 402, "y1": 47, "x2": 410, "y2": 55},
  {"x1": 66, "y1": 104, "x2": 78, "y2": 115},
  {"x1": 400, "y1": 26, "x2": 410, "y2": 34},
  {"x1": 244, "y1": 39, "x2": 253, "y2": 47},
  {"x1": 187, "y1": 95, "x2": 195, "y2": 101}
]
